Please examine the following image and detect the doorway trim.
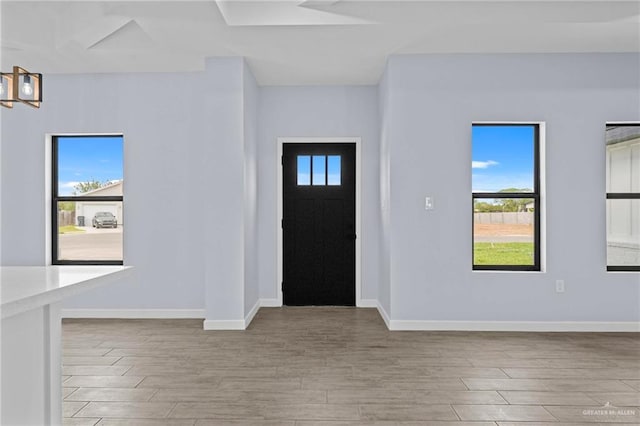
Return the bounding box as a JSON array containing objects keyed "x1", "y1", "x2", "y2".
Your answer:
[{"x1": 277, "y1": 137, "x2": 362, "y2": 307}]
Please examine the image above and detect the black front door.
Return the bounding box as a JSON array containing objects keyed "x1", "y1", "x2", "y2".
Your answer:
[{"x1": 283, "y1": 143, "x2": 356, "y2": 306}]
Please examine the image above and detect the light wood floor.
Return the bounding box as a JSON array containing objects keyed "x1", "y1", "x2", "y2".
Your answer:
[{"x1": 62, "y1": 307, "x2": 640, "y2": 425}]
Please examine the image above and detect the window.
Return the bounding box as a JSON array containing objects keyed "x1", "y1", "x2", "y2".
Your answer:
[
  {"x1": 297, "y1": 155, "x2": 341, "y2": 186},
  {"x1": 606, "y1": 124, "x2": 640, "y2": 271},
  {"x1": 472, "y1": 124, "x2": 541, "y2": 270},
  {"x1": 52, "y1": 135, "x2": 124, "y2": 265}
]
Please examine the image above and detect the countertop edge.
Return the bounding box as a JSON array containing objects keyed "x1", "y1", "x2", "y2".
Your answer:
[{"x1": 1, "y1": 266, "x2": 134, "y2": 319}]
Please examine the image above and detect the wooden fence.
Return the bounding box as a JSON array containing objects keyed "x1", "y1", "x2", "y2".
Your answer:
[{"x1": 58, "y1": 210, "x2": 76, "y2": 227}]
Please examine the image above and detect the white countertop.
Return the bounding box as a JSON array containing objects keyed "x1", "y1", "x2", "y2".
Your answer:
[{"x1": 1, "y1": 266, "x2": 133, "y2": 319}]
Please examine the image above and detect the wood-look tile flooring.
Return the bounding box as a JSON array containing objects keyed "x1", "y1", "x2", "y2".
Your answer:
[{"x1": 62, "y1": 307, "x2": 640, "y2": 425}]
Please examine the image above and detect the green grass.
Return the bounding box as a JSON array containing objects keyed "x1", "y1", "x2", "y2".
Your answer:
[
  {"x1": 474, "y1": 242, "x2": 534, "y2": 265},
  {"x1": 58, "y1": 225, "x2": 85, "y2": 234}
]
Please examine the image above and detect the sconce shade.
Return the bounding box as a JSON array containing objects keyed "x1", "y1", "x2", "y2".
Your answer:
[
  {"x1": 0, "y1": 66, "x2": 42, "y2": 108},
  {"x1": 13, "y1": 66, "x2": 42, "y2": 108},
  {"x1": 0, "y1": 72, "x2": 15, "y2": 108}
]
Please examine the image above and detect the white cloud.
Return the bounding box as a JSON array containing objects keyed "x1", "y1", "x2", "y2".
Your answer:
[
  {"x1": 472, "y1": 160, "x2": 499, "y2": 169},
  {"x1": 60, "y1": 181, "x2": 81, "y2": 188}
]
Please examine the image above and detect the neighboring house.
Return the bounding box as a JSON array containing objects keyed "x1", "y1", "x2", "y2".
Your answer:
[{"x1": 75, "y1": 181, "x2": 123, "y2": 226}]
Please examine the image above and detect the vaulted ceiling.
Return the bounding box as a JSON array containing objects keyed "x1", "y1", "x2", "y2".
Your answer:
[{"x1": 2, "y1": 1, "x2": 639, "y2": 85}]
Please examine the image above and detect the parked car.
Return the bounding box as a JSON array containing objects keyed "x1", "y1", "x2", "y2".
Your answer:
[{"x1": 92, "y1": 212, "x2": 117, "y2": 228}]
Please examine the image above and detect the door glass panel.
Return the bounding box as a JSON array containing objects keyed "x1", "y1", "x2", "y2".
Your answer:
[
  {"x1": 312, "y1": 155, "x2": 326, "y2": 186},
  {"x1": 297, "y1": 155, "x2": 311, "y2": 186},
  {"x1": 327, "y1": 155, "x2": 341, "y2": 185}
]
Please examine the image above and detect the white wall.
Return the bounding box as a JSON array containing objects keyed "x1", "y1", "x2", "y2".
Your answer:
[
  {"x1": 382, "y1": 53, "x2": 640, "y2": 323},
  {"x1": 0, "y1": 58, "x2": 259, "y2": 323},
  {"x1": 199, "y1": 58, "x2": 246, "y2": 322},
  {"x1": 377, "y1": 64, "x2": 392, "y2": 320},
  {"x1": 243, "y1": 61, "x2": 260, "y2": 317},
  {"x1": 256, "y1": 86, "x2": 381, "y2": 303},
  {"x1": 1, "y1": 71, "x2": 207, "y2": 311},
  {"x1": 2, "y1": 52, "x2": 638, "y2": 327},
  {"x1": 1, "y1": 61, "x2": 378, "y2": 324}
]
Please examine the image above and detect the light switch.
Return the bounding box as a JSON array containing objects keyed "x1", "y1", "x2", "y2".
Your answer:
[{"x1": 425, "y1": 196, "x2": 434, "y2": 210}]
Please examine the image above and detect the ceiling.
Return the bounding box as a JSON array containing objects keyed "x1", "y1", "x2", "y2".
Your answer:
[{"x1": 1, "y1": 1, "x2": 639, "y2": 85}]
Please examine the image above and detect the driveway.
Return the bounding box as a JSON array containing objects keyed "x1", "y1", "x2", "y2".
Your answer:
[
  {"x1": 474, "y1": 235, "x2": 533, "y2": 243},
  {"x1": 58, "y1": 226, "x2": 123, "y2": 260},
  {"x1": 82, "y1": 225, "x2": 122, "y2": 234}
]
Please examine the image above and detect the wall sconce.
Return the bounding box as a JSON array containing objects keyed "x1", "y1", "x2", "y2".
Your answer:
[{"x1": 0, "y1": 66, "x2": 42, "y2": 109}]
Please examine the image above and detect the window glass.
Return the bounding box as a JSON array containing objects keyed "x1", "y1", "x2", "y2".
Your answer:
[
  {"x1": 312, "y1": 155, "x2": 326, "y2": 186},
  {"x1": 607, "y1": 199, "x2": 640, "y2": 267},
  {"x1": 56, "y1": 201, "x2": 123, "y2": 261},
  {"x1": 473, "y1": 198, "x2": 535, "y2": 267},
  {"x1": 606, "y1": 124, "x2": 640, "y2": 270},
  {"x1": 327, "y1": 156, "x2": 341, "y2": 186},
  {"x1": 57, "y1": 136, "x2": 123, "y2": 195},
  {"x1": 297, "y1": 155, "x2": 311, "y2": 186},
  {"x1": 53, "y1": 135, "x2": 124, "y2": 265},
  {"x1": 297, "y1": 154, "x2": 342, "y2": 187},
  {"x1": 472, "y1": 125, "x2": 535, "y2": 193}
]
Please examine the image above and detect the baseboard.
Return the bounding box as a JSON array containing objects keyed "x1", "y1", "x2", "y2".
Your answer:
[
  {"x1": 376, "y1": 302, "x2": 391, "y2": 329},
  {"x1": 203, "y1": 319, "x2": 246, "y2": 330},
  {"x1": 63, "y1": 305, "x2": 635, "y2": 333},
  {"x1": 388, "y1": 320, "x2": 640, "y2": 332},
  {"x1": 357, "y1": 299, "x2": 378, "y2": 308},
  {"x1": 61, "y1": 309, "x2": 205, "y2": 319},
  {"x1": 244, "y1": 300, "x2": 261, "y2": 328},
  {"x1": 260, "y1": 299, "x2": 378, "y2": 309},
  {"x1": 259, "y1": 298, "x2": 281, "y2": 307}
]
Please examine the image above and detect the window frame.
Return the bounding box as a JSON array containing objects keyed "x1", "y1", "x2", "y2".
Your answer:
[
  {"x1": 51, "y1": 134, "x2": 124, "y2": 265},
  {"x1": 472, "y1": 123, "x2": 541, "y2": 271},
  {"x1": 606, "y1": 123, "x2": 640, "y2": 272}
]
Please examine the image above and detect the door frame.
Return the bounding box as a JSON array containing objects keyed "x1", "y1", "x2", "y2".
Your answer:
[{"x1": 277, "y1": 137, "x2": 362, "y2": 307}]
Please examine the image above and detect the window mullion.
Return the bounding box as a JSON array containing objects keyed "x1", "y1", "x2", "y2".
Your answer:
[
  {"x1": 56, "y1": 196, "x2": 123, "y2": 202},
  {"x1": 606, "y1": 193, "x2": 640, "y2": 199},
  {"x1": 325, "y1": 156, "x2": 328, "y2": 186}
]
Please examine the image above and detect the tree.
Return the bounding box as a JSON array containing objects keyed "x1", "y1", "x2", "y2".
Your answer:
[
  {"x1": 58, "y1": 201, "x2": 75, "y2": 212},
  {"x1": 475, "y1": 188, "x2": 534, "y2": 212},
  {"x1": 474, "y1": 201, "x2": 502, "y2": 212},
  {"x1": 497, "y1": 188, "x2": 533, "y2": 212},
  {"x1": 73, "y1": 179, "x2": 107, "y2": 195}
]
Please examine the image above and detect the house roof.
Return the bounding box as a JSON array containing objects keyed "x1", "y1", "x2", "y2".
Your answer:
[
  {"x1": 80, "y1": 180, "x2": 123, "y2": 197},
  {"x1": 606, "y1": 125, "x2": 640, "y2": 146}
]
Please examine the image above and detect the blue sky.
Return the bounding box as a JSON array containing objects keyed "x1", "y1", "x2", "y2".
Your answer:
[
  {"x1": 57, "y1": 136, "x2": 123, "y2": 195},
  {"x1": 472, "y1": 125, "x2": 534, "y2": 192}
]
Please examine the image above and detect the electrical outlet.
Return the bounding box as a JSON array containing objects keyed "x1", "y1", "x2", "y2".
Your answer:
[{"x1": 555, "y1": 280, "x2": 565, "y2": 293}]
